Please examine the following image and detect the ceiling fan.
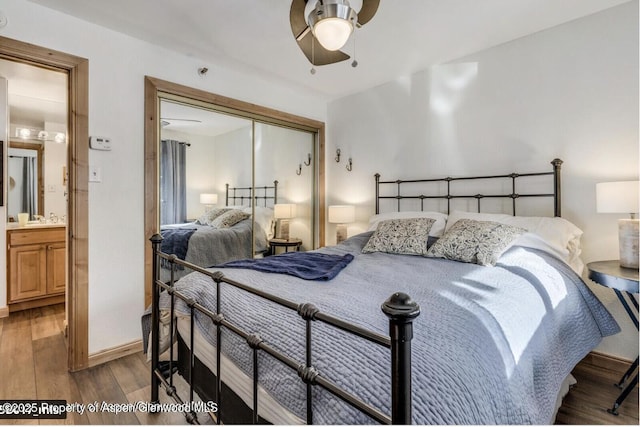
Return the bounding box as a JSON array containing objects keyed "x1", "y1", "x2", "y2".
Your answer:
[
  {"x1": 290, "y1": 0, "x2": 380, "y2": 67},
  {"x1": 160, "y1": 118, "x2": 202, "y2": 127}
]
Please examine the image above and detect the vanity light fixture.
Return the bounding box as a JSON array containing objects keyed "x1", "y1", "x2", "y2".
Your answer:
[
  {"x1": 17, "y1": 127, "x2": 32, "y2": 139},
  {"x1": 15, "y1": 127, "x2": 67, "y2": 142}
]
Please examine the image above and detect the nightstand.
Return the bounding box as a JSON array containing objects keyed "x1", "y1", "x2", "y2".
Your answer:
[
  {"x1": 268, "y1": 238, "x2": 302, "y2": 255},
  {"x1": 587, "y1": 260, "x2": 639, "y2": 416}
]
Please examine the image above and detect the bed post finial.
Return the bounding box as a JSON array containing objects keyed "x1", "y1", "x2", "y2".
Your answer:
[
  {"x1": 375, "y1": 173, "x2": 381, "y2": 214},
  {"x1": 551, "y1": 158, "x2": 563, "y2": 217},
  {"x1": 382, "y1": 292, "x2": 420, "y2": 424}
]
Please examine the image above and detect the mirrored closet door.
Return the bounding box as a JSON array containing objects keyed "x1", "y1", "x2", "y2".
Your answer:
[{"x1": 145, "y1": 77, "x2": 325, "y2": 305}]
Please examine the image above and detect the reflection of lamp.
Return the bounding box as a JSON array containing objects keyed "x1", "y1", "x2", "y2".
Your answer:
[
  {"x1": 329, "y1": 205, "x2": 355, "y2": 244},
  {"x1": 596, "y1": 181, "x2": 639, "y2": 269},
  {"x1": 308, "y1": 0, "x2": 357, "y2": 51},
  {"x1": 274, "y1": 203, "x2": 297, "y2": 240},
  {"x1": 199, "y1": 193, "x2": 218, "y2": 210}
]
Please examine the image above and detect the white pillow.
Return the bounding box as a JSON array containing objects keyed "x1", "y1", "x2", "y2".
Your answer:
[
  {"x1": 368, "y1": 211, "x2": 448, "y2": 237},
  {"x1": 243, "y1": 206, "x2": 275, "y2": 239},
  {"x1": 446, "y1": 211, "x2": 584, "y2": 274}
]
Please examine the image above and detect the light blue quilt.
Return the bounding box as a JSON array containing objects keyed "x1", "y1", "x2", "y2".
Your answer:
[{"x1": 164, "y1": 232, "x2": 619, "y2": 424}]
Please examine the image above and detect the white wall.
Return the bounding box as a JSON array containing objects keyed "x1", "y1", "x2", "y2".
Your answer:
[
  {"x1": 0, "y1": 0, "x2": 327, "y2": 353},
  {"x1": 327, "y1": 2, "x2": 638, "y2": 359}
]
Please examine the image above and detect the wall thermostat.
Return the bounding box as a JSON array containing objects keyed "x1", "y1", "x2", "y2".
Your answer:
[{"x1": 90, "y1": 136, "x2": 112, "y2": 151}]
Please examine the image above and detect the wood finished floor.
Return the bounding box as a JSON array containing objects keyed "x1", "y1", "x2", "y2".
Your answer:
[{"x1": 0, "y1": 304, "x2": 637, "y2": 425}]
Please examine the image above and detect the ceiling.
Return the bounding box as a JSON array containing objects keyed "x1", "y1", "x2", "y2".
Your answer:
[
  {"x1": 25, "y1": 0, "x2": 630, "y2": 100},
  {"x1": 161, "y1": 99, "x2": 251, "y2": 137},
  {"x1": 0, "y1": 58, "x2": 67, "y2": 128}
]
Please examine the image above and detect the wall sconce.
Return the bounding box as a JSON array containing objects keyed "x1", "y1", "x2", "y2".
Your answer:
[
  {"x1": 274, "y1": 203, "x2": 297, "y2": 240},
  {"x1": 200, "y1": 193, "x2": 218, "y2": 210},
  {"x1": 329, "y1": 205, "x2": 355, "y2": 244},
  {"x1": 596, "y1": 181, "x2": 639, "y2": 269}
]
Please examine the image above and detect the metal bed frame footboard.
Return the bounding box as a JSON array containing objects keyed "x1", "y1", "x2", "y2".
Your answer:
[
  {"x1": 150, "y1": 236, "x2": 420, "y2": 425},
  {"x1": 226, "y1": 181, "x2": 279, "y2": 207},
  {"x1": 375, "y1": 159, "x2": 563, "y2": 217}
]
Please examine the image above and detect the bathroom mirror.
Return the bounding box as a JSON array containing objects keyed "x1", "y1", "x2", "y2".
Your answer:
[{"x1": 7, "y1": 141, "x2": 44, "y2": 221}]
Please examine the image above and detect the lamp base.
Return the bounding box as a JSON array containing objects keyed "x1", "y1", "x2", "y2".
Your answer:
[
  {"x1": 278, "y1": 219, "x2": 290, "y2": 241},
  {"x1": 336, "y1": 224, "x2": 348, "y2": 244},
  {"x1": 619, "y1": 219, "x2": 639, "y2": 269}
]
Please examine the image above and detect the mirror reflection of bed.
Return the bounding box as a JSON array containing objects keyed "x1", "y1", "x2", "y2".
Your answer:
[{"x1": 158, "y1": 99, "x2": 316, "y2": 280}]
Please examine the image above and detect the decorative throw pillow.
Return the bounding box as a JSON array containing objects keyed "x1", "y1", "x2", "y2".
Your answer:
[
  {"x1": 426, "y1": 219, "x2": 526, "y2": 266},
  {"x1": 210, "y1": 209, "x2": 250, "y2": 228},
  {"x1": 196, "y1": 208, "x2": 231, "y2": 226},
  {"x1": 362, "y1": 218, "x2": 436, "y2": 256}
]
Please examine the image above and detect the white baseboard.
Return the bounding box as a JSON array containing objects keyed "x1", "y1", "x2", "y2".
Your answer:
[{"x1": 88, "y1": 340, "x2": 143, "y2": 368}]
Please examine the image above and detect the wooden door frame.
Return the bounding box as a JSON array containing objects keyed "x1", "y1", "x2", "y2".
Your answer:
[
  {"x1": 144, "y1": 76, "x2": 326, "y2": 306},
  {"x1": 0, "y1": 36, "x2": 89, "y2": 371}
]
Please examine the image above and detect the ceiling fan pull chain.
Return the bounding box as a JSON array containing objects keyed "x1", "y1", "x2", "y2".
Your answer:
[
  {"x1": 310, "y1": 36, "x2": 317, "y2": 75},
  {"x1": 351, "y1": 30, "x2": 358, "y2": 68}
]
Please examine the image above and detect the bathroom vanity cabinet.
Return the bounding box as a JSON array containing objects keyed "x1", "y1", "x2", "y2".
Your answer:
[{"x1": 7, "y1": 225, "x2": 66, "y2": 311}]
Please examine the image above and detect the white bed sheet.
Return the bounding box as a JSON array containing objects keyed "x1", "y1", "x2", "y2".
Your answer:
[{"x1": 176, "y1": 316, "x2": 303, "y2": 424}]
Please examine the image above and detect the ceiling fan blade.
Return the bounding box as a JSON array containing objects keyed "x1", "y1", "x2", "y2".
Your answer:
[
  {"x1": 160, "y1": 118, "x2": 202, "y2": 123},
  {"x1": 290, "y1": 0, "x2": 309, "y2": 40},
  {"x1": 297, "y1": 32, "x2": 350, "y2": 66},
  {"x1": 357, "y1": 0, "x2": 380, "y2": 26}
]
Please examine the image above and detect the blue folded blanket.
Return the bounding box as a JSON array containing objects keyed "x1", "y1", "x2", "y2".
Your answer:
[
  {"x1": 217, "y1": 252, "x2": 354, "y2": 281},
  {"x1": 161, "y1": 228, "x2": 197, "y2": 262}
]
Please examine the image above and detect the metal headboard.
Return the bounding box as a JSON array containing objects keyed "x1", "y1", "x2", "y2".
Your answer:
[
  {"x1": 375, "y1": 158, "x2": 563, "y2": 217},
  {"x1": 225, "y1": 180, "x2": 279, "y2": 207}
]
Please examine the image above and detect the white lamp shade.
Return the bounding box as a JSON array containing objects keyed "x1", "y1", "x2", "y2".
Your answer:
[
  {"x1": 274, "y1": 203, "x2": 297, "y2": 219},
  {"x1": 199, "y1": 193, "x2": 218, "y2": 205},
  {"x1": 328, "y1": 205, "x2": 355, "y2": 224},
  {"x1": 596, "y1": 181, "x2": 639, "y2": 214}
]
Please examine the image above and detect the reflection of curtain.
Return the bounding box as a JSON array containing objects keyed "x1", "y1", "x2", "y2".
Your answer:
[
  {"x1": 160, "y1": 139, "x2": 187, "y2": 225},
  {"x1": 22, "y1": 157, "x2": 37, "y2": 218}
]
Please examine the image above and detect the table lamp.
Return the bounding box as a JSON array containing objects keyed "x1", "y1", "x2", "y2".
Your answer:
[
  {"x1": 329, "y1": 205, "x2": 355, "y2": 244},
  {"x1": 274, "y1": 203, "x2": 297, "y2": 240},
  {"x1": 200, "y1": 193, "x2": 218, "y2": 210},
  {"x1": 596, "y1": 181, "x2": 639, "y2": 269}
]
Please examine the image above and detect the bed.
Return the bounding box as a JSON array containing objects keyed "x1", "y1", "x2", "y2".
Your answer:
[
  {"x1": 158, "y1": 181, "x2": 278, "y2": 281},
  {"x1": 147, "y1": 159, "x2": 619, "y2": 424}
]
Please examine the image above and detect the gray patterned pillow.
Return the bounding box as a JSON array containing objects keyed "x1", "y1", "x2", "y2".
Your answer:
[
  {"x1": 426, "y1": 218, "x2": 525, "y2": 266},
  {"x1": 196, "y1": 207, "x2": 232, "y2": 225},
  {"x1": 210, "y1": 209, "x2": 250, "y2": 228},
  {"x1": 362, "y1": 218, "x2": 436, "y2": 256}
]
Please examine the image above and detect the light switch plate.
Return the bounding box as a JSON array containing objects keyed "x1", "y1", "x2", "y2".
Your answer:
[
  {"x1": 89, "y1": 166, "x2": 102, "y2": 182},
  {"x1": 90, "y1": 136, "x2": 111, "y2": 150}
]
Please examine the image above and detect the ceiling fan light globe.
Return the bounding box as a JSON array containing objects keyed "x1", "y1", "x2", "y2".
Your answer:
[
  {"x1": 308, "y1": 0, "x2": 357, "y2": 51},
  {"x1": 313, "y1": 18, "x2": 353, "y2": 51}
]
